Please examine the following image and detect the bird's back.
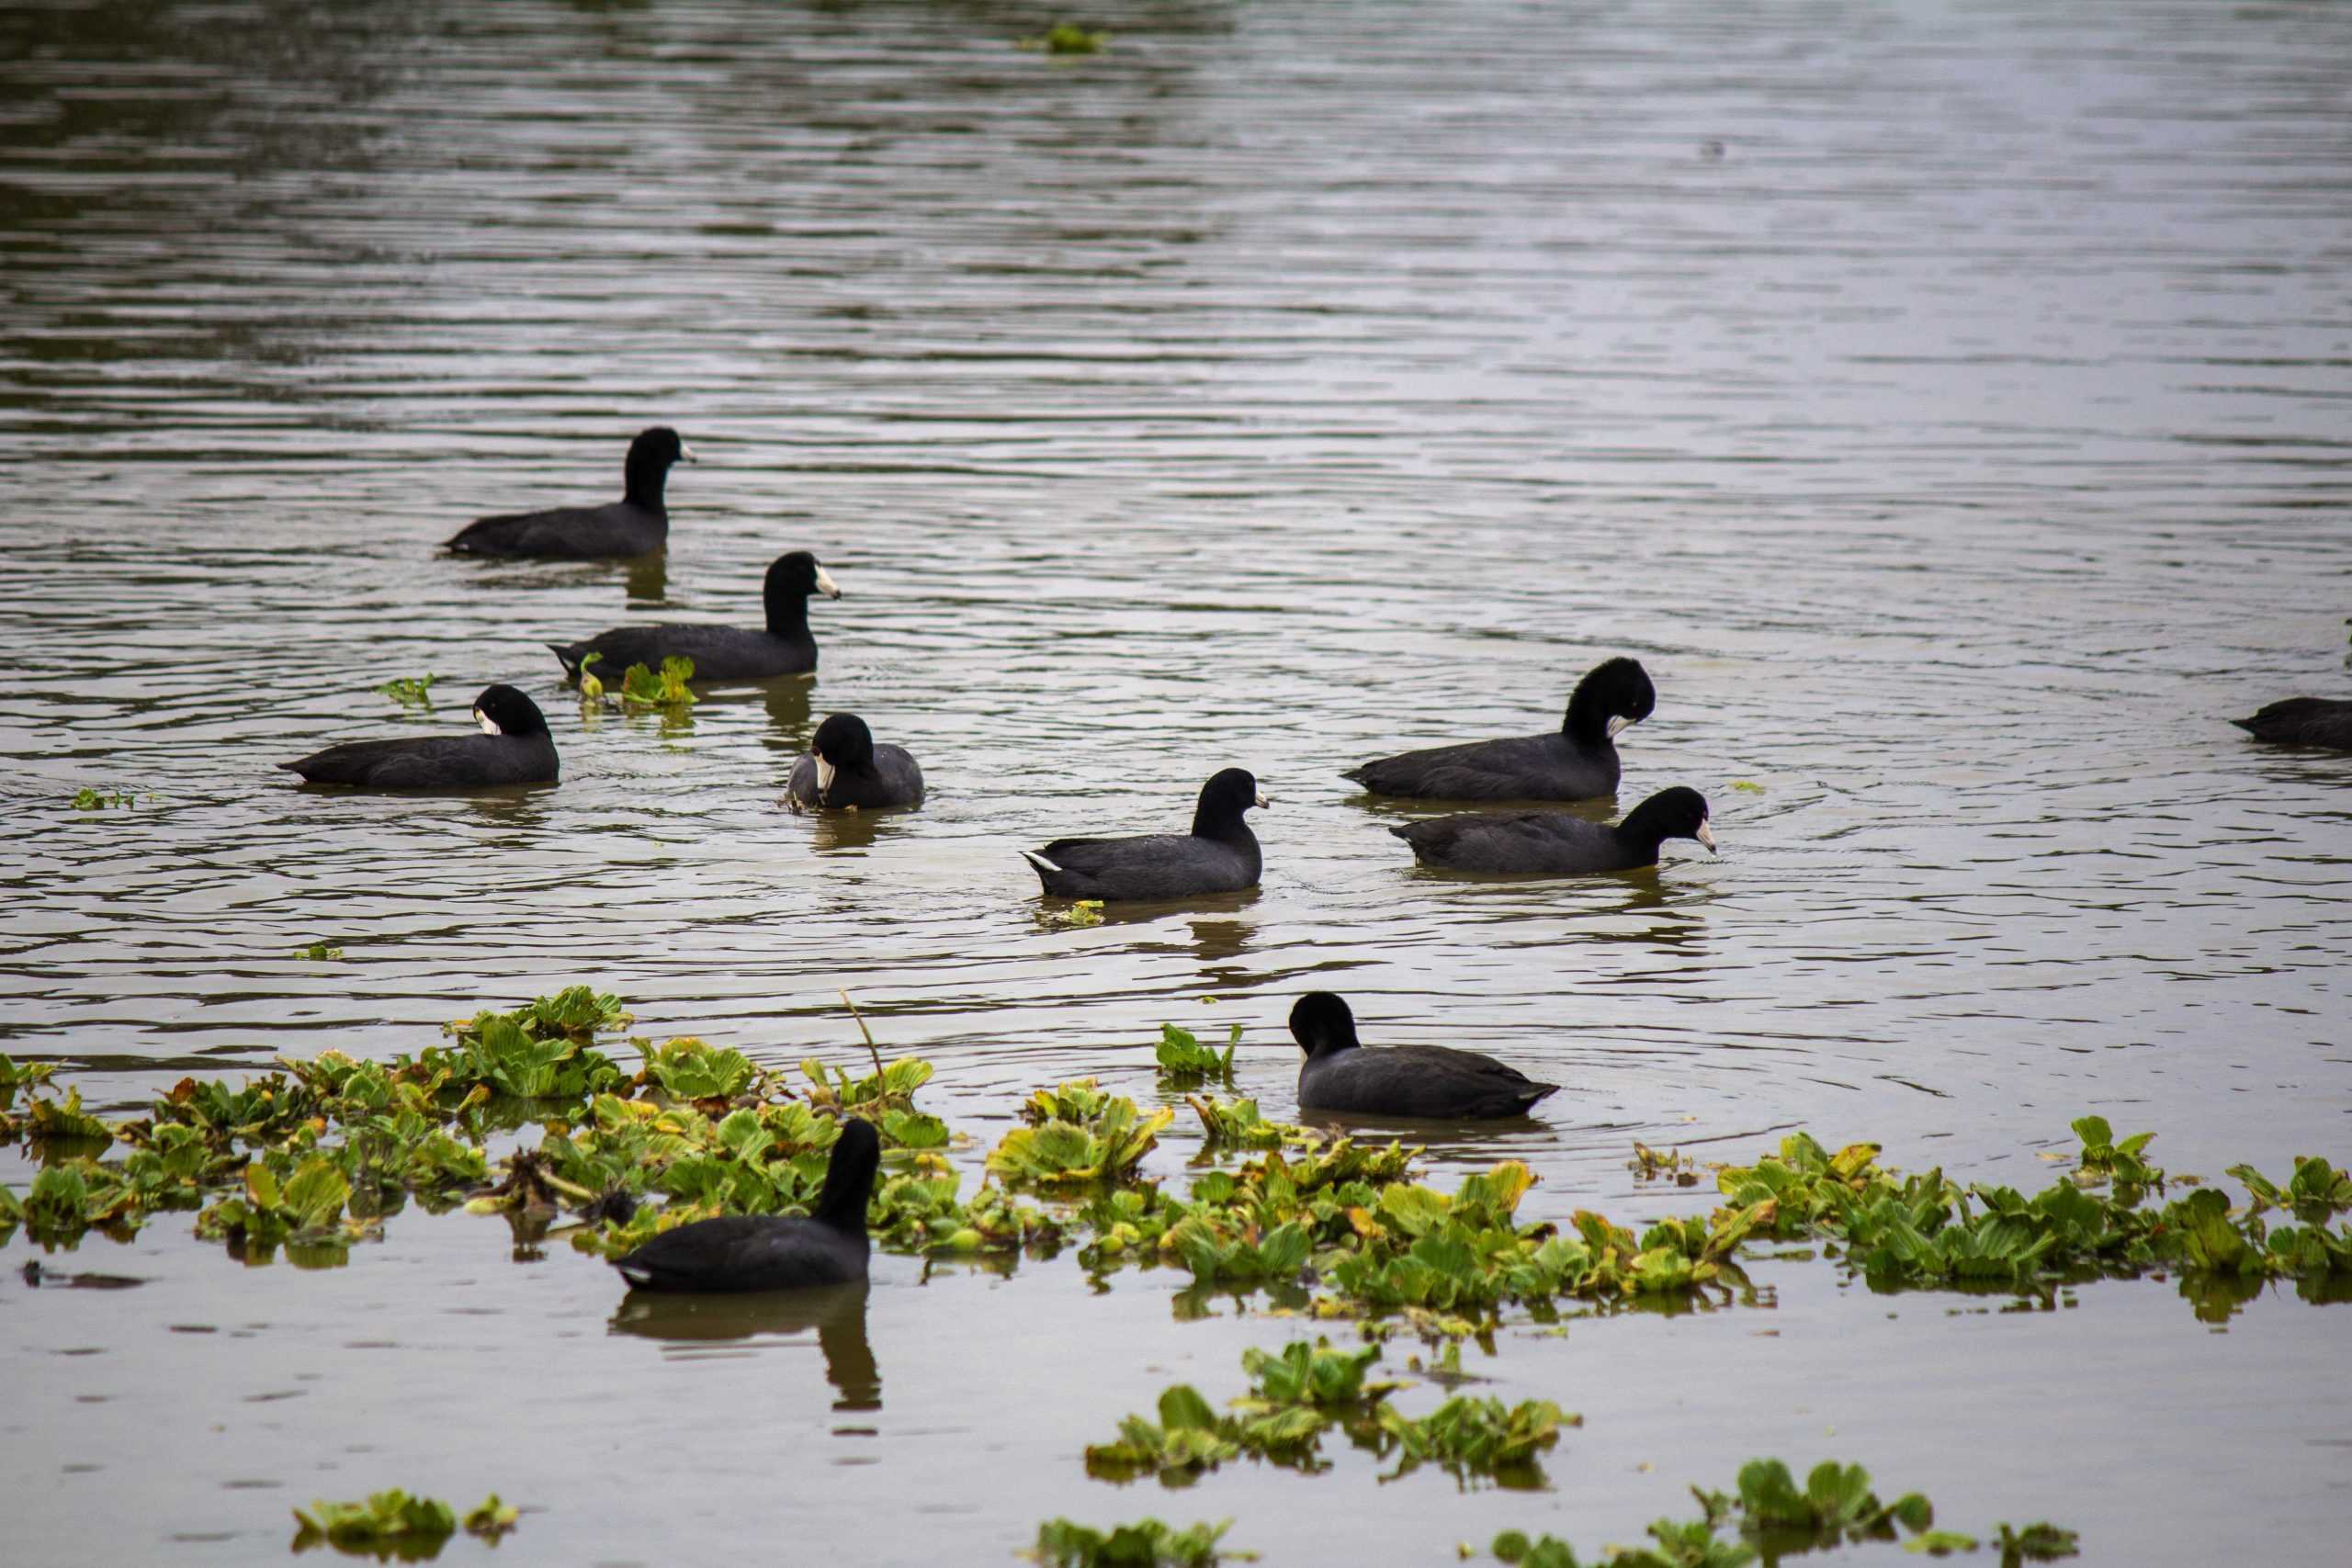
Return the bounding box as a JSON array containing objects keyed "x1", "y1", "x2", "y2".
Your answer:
[
  {"x1": 1347, "y1": 731, "x2": 1614, "y2": 801},
  {"x1": 1302, "y1": 1043, "x2": 1558, "y2": 1119},
  {"x1": 613, "y1": 1213, "x2": 867, "y2": 1292},
  {"x1": 447, "y1": 499, "x2": 663, "y2": 558}
]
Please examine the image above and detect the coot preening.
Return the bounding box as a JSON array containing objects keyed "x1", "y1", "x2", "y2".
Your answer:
[
  {"x1": 786, "y1": 713, "x2": 925, "y2": 811},
  {"x1": 445, "y1": 426, "x2": 695, "y2": 558},
  {"x1": 1343, "y1": 657, "x2": 1657, "y2": 800},
  {"x1": 2233, "y1": 698, "x2": 2352, "y2": 752},
  {"x1": 276, "y1": 684, "x2": 558, "y2": 789},
  {"x1": 611, "y1": 1119, "x2": 880, "y2": 1293},
  {"x1": 1392, "y1": 785, "x2": 1714, "y2": 874},
  {"x1": 1294, "y1": 991, "x2": 1558, "y2": 1120},
  {"x1": 549, "y1": 551, "x2": 841, "y2": 682},
  {"x1": 1023, "y1": 768, "x2": 1267, "y2": 902}
]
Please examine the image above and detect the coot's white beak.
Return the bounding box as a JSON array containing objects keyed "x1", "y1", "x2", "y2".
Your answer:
[
  {"x1": 815, "y1": 757, "x2": 837, "y2": 797},
  {"x1": 678, "y1": 442, "x2": 699, "y2": 463},
  {"x1": 1254, "y1": 789, "x2": 1271, "y2": 808},
  {"x1": 1607, "y1": 714, "x2": 1638, "y2": 739},
  {"x1": 476, "y1": 710, "x2": 502, "y2": 736},
  {"x1": 1695, "y1": 818, "x2": 1716, "y2": 854},
  {"x1": 814, "y1": 564, "x2": 842, "y2": 600}
]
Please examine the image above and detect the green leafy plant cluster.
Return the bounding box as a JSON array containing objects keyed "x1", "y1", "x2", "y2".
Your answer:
[
  {"x1": 620, "y1": 655, "x2": 696, "y2": 707},
  {"x1": 1083, "y1": 1340, "x2": 1557, "y2": 1488},
  {"x1": 1713, "y1": 1123, "x2": 2352, "y2": 1312},
  {"x1": 290, "y1": 1488, "x2": 514, "y2": 1552},
  {"x1": 376, "y1": 672, "x2": 437, "y2": 707},
  {"x1": 1488, "y1": 1460, "x2": 2079, "y2": 1568},
  {"x1": 1155, "y1": 1023, "x2": 1238, "y2": 1089},
  {"x1": 1030, "y1": 1516, "x2": 1241, "y2": 1568},
  {"x1": 72, "y1": 786, "x2": 139, "y2": 809},
  {"x1": 989, "y1": 1080, "x2": 1175, "y2": 1190}
]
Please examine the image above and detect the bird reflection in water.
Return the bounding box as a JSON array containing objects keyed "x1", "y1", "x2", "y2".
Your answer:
[{"x1": 609, "y1": 1280, "x2": 880, "y2": 1411}]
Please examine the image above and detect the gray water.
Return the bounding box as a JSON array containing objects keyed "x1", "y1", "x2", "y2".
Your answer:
[{"x1": 3, "y1": 1, "x2": 2349, "y2": 1562}]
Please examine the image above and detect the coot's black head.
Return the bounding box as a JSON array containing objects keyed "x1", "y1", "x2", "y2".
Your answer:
[
  {"x1": 816, "y1": 1117, "x2": 882, "y2": 1233},
  {"x1": 1618, "y1": 785, "x2": 1714, "y2": 854},
  {"x1": 765, "y1": 550, "x2": 843, "y2": 608},
  {"x1": 1192, "y1": 767, "x2": 1270, "y2": 837},
  {"x1": 1289, "y1": 991, "x2": 1361, "y2": 1060},
  {"x1": 623, "y1": 426, "x2": 695, "y2": 503},
  {"x1": 1564, "y1": 657, "x2": 1657, "y2": 744},
  {"x1": 811, "y1": 713, "x2": 876, "y2": 797},
  {"x1": 471, "y1": 684, "x2": 550, "y2": 739}
]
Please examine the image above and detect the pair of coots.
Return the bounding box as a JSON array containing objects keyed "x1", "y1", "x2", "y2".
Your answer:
[
  {"x1": 1348, "y1": 656, "x2": 1716, "y2": 874},
  {"x1": 612, "y1": 992, "x2": 1556, "y2": 1294}
]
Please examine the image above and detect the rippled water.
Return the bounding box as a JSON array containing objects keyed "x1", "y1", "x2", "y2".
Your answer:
[{"x1": 4, "y1": 1, "x2": 2349, "y2": 1563}]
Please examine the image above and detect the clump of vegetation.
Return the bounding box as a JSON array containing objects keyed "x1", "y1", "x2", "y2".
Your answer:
[
  {"x1": 1085, "y1": 1340, "x2": 1555, "y2": 1487},
  {"x1": 1156, "y1": 1023, "x2": 1238, "y2": 1089},
  {"x1": 1628, "y1": 1142, "x2": 1701, "y2": 1185},
  {"x1": 290, "y1": 1489, "x2": 514, "y2": 1552},
  {"x1": 1728, "y1": 779, "x2": 1766, "y2": 794},
  {"x1": 294, "y1": 941, "x2": 345, "y2": 962},
  {"x1": 1491, "y1": 1461, "x2": 2075, "y2": 1567},
  {"x1": 1040, "y1": 898, "x2": 1108, "y2": 930},
  {"x1": 1030, "y1": 1517, "x2": 1242, "y2": 1568},
  {"x1": 72, "y1": 786, "x2": 138, "y2": 809},
  {"x1": 989, "y1": 1080, "x2": 1173, "y2": 1190},
  {"x1": 376, "y1": 673, "x2": 437, "y2": 707},
  {"x1": 576, "y1": 650, "x2": 605, "y2": 704},
  {"x1": 1018, "y1": 22, "x2": 1108, "y2": 55},
  {"x1": 620, "y1": 656, "x2": 695, "y2": 708}
]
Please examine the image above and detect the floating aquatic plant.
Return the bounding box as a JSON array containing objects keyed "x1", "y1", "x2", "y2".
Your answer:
[
  {"x1": 376, "y1": 673, "x2": 437, "y2": 707},
  {"x1": 576, "y1": 650, "x2": 605, "y2": 703},
  {"x1": 1155, "y1": 1023, "x2": 1238, "y2": 1089},
  {"x1": 989, "y1": 1081, "x2": 1173, "y2": 1190},
  {"x1": 289, "y1": 1489, "x2": 515, "y2": 1553},
  {"x1": 71, "y1": 786, "x2": 137, "y2": 809},
  {"x1": 1040, "y1": 898, "x2": 1107, "y2": 930},
  {"x1": 1695, "y1": 1458, "x2": 1934, "y2": 1551},
  {"x1": 620, "y1": 655, "x2": 695, "y2": 707},
  {"x1": 1992, "y1": 1521, "x2": 2080, "y2": 1562},
  {"x1": 294, "y1": 941, "x2": 345, "y2": 962},
  {"x1": 1018, "y1": 23, "x2": 1108, "y2": 56},
  {"x1": 1029, "y1": 1517, "x2": 1243, "y2": 1568}
]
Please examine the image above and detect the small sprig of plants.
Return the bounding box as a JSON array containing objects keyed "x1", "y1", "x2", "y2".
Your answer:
[
  {"x1": 291, "y1": 1488, "x2": 516, "y2": 1553},
  {"x1": 293, "y1": 941, "x2": 345, "y2": 962},
  {"x1": 1018, "y1": 22, "x2": 1107, "y2": 55},
  {"x1": 1040, "y1": 897, "x2": 1108, "y2": 930},
  {"x1": 72, "y1": 786, "x2": 139, "y2": 809},
  {"x1": 1029, "y1": 1516, "x2": 1243, "y2": 1568},
  {"x1": 1155, "y1": 1022, "x2": 1238, "y2": 1089},
  {"x1": 619, "y1": 655, "x2": 696, "y2": 709},
  {"x1": 576, "y1": 650, "x2": 606, "y2": 703},
  {"x1": 377, "y1": 672, "x2": 438, "y2": 707}
]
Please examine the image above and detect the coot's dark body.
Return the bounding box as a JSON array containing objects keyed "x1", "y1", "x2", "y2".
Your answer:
[
  {"x1": 1392, "y1": 785, "x2": 1714, "y2": 874},
  {"x1": 1293, "y1": 992, "x2": 1557, "y2": 1120},
  {"x1": 2233, "y1": 698, "x2": 2352, "y2": 752},
  {"x1": 786, "y1": 714, "x2": 924, "y2": 810},
  {"x1": 277, "y1": 684, "x2": 558, "y2": 789},
  {"x1": 550, "y1": 551, "x2": 840, "y2": 682},
  {"x1": 445, "y1": 426, "x2": 694, "y2": 558},
  {"x1": 1344, "y1": 657, "x2": 1656, "y2": 801},
  {"x1": 1023, "y1": 768, "x2": 1266, "y2": 902},
  {"x1": 612, "y1": 1119, "x2": 879, "y2": 1293}
]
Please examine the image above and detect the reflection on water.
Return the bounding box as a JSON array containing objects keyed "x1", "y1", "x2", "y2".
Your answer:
[{"x1": 610, "y1": 1280, "x2": 880, "y2": 1411}]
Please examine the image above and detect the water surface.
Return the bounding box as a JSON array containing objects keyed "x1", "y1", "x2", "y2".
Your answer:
[{"x1": 4, "y1": 2, "x2": 2349, "y2": 1563}]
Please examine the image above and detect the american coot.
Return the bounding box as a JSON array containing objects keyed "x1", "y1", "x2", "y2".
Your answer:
[
  {"x1": 1023, "y1": 768, "x2": 1268, "y2": 902},
  {"x1": 445, "y1": 426, "x2": 695, "y2": 558},
  {"x1": 1343, "y1": 657, "x2": 1657, "y2": 800},
  {"x1": 277, "y1": 684, "x2": 559, "y2": 788},
  {"x1": 1393, "y1": 785, "x2": 1714, "y2": 874},
  {"x1": 1293, "y1": 992, "x2": 1558, "y2": 1119},
  {"x1": 612, "y1": 1119, "x2": 880, "y2": 1293},
  {"x1": 2233, "y1": 698, "x2": 2352, "y2": 752},
  {"x1": 786, "y1": 713, "x2": 925, "y2": 811},
  {"x1": 548, "y1": 551, "x2": 841, "y2": 683}
]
